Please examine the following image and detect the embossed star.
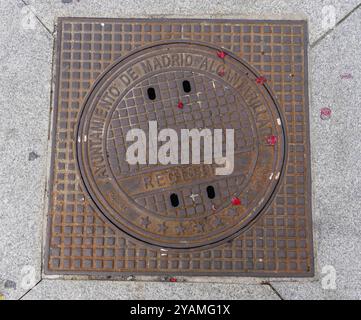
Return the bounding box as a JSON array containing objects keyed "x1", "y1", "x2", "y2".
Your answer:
[
  {"x1": 227, "y1": 208, "x2": 238, "y2": 217},
  {"x1": 242, "y1": 196, "x2": 249, "y2": 207},
  {"x1": 213, "y1": 216, "x2": 223, "y2": 227},
  {"x1": 157, "y1": 222, "x2": 167, "y2": 233},
  {"x1": 194, "y1": 223, "x2": 205, "y2": 233},
  {"x1": 140, "y1": 216, "x2": 151, "y2": 228},
  {"x1": 175, "y1": 224, "x2": 186, "y2": 235}
]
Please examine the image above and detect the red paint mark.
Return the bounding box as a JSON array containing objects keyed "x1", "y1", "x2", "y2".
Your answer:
[
  {"x1": 177, "y1": 101, "x2": 184, "y2": 109},
  {"x1": 320, "y1": 107, "x2": 332, "y2": 120},
  {"x1": 231, "y1": 197, "x2": 241, "y2": 206},
  {"x1": 266, "y1": 135, "x2": 278, "y2": 146},
  {"x1": 218, "y1": 68, "x2": 225, "y2": 77},
  {"x1": 217, "y1": 50, "x2": 227, "y2": 59},
  {"x1": 340, "y1": 73, "x2": 353, "y2": 79},
  {"x1": 169, "y1": 277, "x2": 177, "y2": 282},
  {"x1": 256, "y1": 76, "x2": 267, "y2": 85}
]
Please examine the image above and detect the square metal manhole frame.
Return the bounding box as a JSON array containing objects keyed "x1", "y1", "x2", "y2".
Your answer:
[{"x1": 45, "y1": 17, "x2": 314, "y2": 277}]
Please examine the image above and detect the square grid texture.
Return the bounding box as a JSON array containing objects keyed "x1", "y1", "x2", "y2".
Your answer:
[
  {"x1": 108, "y1": 70, "x2": 254, "y2": 218},
  {"x1": 46, "y1": 18, "x2": 313, "y2": 277}
]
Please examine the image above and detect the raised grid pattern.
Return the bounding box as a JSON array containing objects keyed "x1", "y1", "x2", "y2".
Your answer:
[
  {"x1": 107, "y1": 70, "x2": 255, "y2": 217},
  {"x1": 47, "y1": 18, "x2": 313, "y2": 276}
]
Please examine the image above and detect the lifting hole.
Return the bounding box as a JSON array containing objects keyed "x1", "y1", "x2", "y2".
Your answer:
[
  {"x1": 206, "y1": 186, "x2": 216, "y2": 199},
  {"x1": 147, "y1": 87, "x2": 156, "y2": 100},
  {"x1": 182, "y1": 80, "x2": 191, "y2": 93},
  {"x1": 170, "y1": 193, "x2": 180, "y2": 207}
]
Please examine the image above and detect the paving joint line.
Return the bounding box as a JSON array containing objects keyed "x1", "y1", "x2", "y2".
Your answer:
[
  {"x1": 46, "y1": 27, "x2": 57, "y2": 142},
  {"x1": 20, "y1": 0, "x2": 55, "y2": 37},
  {"x1": 262, "y1": 281, "x2": 284, "y2": 300},
  {"x1": 18, "y1": 279, "x2": 43, "y2": 300},
  {"x1": 310, "y1": 2, "x2": 361, "y2": 48},
  {"x1": 37, "y1": 21, "x2": 59, "y2": 285}
]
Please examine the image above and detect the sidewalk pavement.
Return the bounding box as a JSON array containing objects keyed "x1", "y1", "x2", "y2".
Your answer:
[{"x1": 0, "y1": 0, "x2": 360, "y2": 300}]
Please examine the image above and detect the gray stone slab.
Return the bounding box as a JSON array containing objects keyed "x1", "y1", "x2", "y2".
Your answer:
[
  {"x1": 272, "y1": 275, "x2": 361, "y2": 300},
  {"x1": 0, "y1": 0, "x2": 53, "y2": 300},
  {"x1": 271, "y1": 5, "x2": 361, "y2": 300},
  {"x1": 23, "y1": 0, "x2": 360, "y2": 43},
  {"x1": 21, "y1": 279, "x2": 279, "y2": 300}
]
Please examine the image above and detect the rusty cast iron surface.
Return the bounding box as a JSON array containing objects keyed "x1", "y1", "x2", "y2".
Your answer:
[{"x1": 46, "y1": 18, "x2": 313, "y2": 277}]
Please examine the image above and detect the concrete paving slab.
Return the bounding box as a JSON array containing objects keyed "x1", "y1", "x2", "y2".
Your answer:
[
  {"x1": 23, "y1": 0, "x2": 360, "y2": 43},
  {"x1": 21, "y1": 279, "x2": 280, "y2": 300},
  {"x1": 271, "y1": 5, "x2": 361, "y2": 300},
  {"x1": 271, "y1": 275, "x2": 361, "y2": 300},
  {"x1": 0, "y1": 0, "x2": 53, "y2": 300}
]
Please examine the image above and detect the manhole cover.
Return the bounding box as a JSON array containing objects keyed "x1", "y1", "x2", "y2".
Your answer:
[
  {"x1": 77, "y1": 41, "x2": 285, "y2": 249},
  {"x1": 46, "y1": 18, "x2": 313, "y2": 276}
]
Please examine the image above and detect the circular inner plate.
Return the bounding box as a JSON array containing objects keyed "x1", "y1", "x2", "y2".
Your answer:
[{"x1": 76, "y1": 41, "x2": 285, "y2": 249}]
